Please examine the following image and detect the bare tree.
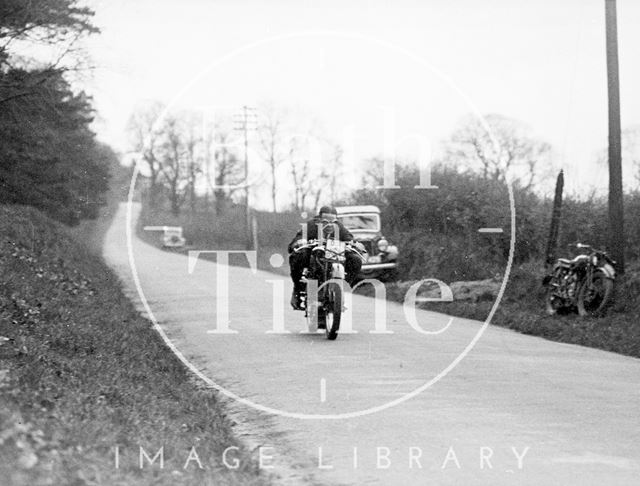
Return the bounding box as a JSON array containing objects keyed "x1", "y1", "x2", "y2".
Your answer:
[
  {"x1": 181, "y1": 111, "x2": 203, "y2": 216},
  {"x1": 285, "y1": 132, "x2": 322, "y2": 212},
  {"x1": 289, "y1": 151, "x2": 313, "y2": 212},
  {"x1": 622, "y1": 125, "x2": 640, "y2": 187},
  {"x1": 446, "y1": 114, "x2": 552, "y2": 190},
  {"x1": 257, "y1": 104, "x2": 289, "y2": 212},
  {"x1": 595, "y1": 125, "x2": 640, "y2": 192},
  {"x1": 326, "y1": 142, "x2": 345, "y2": 203},
  {"x1": 306, "y1": 142, "x2": 346, "y2": 209},
  {"x1": 201, "y1": 122, "x2": 243, "y2": 215},
  {"x1": 158, "y1": 115, "x2": 188, "y2": 216},
  {"x1": 126, "y1": 101, "x2": 165, "y2": 207}
]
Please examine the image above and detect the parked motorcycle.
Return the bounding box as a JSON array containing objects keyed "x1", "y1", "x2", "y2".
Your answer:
[
  {"x1": 543, "y1": 243, "x2": 616, "y2": 316},
  {"x1": 294, "y1": 238, "x2": 366, "y2": 340}
]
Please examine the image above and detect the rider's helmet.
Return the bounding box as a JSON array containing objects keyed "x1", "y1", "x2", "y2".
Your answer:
[{"x1": 318, "y1": 205, "x2": 337, "y2": 222}]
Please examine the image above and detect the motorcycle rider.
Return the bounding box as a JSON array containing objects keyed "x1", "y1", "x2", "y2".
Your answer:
[{"x1": 288, "y1": 205, "x2": 364, "y2": 310}]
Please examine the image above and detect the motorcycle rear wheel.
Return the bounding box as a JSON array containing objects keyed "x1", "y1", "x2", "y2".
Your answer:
[{"x1": 577, "y1": 273, "x2": 614, "y2": 317}]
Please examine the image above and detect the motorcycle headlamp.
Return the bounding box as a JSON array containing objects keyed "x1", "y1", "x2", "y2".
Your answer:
[{"x1": 377, "y1": 239, "x2": 389, "y2": 251}]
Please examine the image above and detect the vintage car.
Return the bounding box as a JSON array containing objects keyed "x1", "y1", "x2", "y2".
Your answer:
[
  {"x1": 143, "y1": 225, "x2": 186, "y2": 248},
  {"x1": 161, "y1": 226, "x2": 186, "y2": 248},
  {"x1": 335, "y1": 205, "x2": 399, "y2": 281}
]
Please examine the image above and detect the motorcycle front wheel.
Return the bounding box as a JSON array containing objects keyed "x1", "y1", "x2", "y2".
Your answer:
[
  {"x1": 322, "y1": 282, "x2": 342, "y2": 340},
  {"x1": 577, "y1": 272, "x2": 614, "y2": 317}
]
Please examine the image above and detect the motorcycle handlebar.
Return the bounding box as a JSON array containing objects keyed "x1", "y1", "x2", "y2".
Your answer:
[
  {"x1": 577, "y1": 243, "x2": 610, "y2": 255},
  {"x1": 567, "y1": 242, "x2": 612, "y2": 260},
  {"x1": 293, "y1": 239, "x2": 366, "y2": 260}
]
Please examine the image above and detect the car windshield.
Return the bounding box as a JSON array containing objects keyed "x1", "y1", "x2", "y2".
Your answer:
[{"x1": 339, "y1": 214, "x2": 380, "y2": 231}]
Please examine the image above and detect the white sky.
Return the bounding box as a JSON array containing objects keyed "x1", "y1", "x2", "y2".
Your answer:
[{"x1": 81, "y1": 0, "x2": 640, "y2": 200}]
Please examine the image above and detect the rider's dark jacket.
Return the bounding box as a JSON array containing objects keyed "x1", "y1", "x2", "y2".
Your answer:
[{"x1": 287, "y1": 216, "x2": 354, "y2": 254}]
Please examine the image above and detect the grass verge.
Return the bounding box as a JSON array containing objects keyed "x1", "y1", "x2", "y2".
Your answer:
[
  {"x1": 376, "y1": 261, "x2": 640, "y2": 358},
  {"x1": 0, "y1": 205, "x2": 268, "y2": 486}
]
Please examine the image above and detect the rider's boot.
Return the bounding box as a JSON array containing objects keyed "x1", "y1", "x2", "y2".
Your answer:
[{"x1": 290, "y1": 288, "x2": 303, "y2": 310}]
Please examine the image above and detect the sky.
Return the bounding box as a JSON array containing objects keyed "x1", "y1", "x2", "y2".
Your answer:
[{"x1": 79, "y1": 0, "x2": 640, "y2": 202}]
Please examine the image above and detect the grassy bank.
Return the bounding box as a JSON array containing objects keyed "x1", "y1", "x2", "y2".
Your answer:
[
  {"x1": 0, "y1": 205, "x2": 268, "y2": 485},
  {"x1": 377, "y1": 261, "x2": 640, "y2": 358}
]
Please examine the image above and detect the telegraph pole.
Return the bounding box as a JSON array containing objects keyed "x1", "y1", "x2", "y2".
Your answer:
[
  {"x1": 233, "y1": 105, "x2": 256, "y2": 249},
  {"x1": 605, "y1": 0, "x2": 625, "y2": 274}
]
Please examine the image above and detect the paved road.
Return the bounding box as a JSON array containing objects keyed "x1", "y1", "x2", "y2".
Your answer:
[{"x1": 104, "y1": 202, "x2": 640, "y2": 485}]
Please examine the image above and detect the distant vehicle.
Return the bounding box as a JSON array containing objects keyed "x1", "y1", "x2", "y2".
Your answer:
[
  {"x1": 143, "y1": 226, "x2": 186, "y2": 248},
  {"x1": 162, "y1": 227, "x2": 186, "y2": 248},
  {"x1": 335, "y1": 205, "x2": 398, "y2": 281}
]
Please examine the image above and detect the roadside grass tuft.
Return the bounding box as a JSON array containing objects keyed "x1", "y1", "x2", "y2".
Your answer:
[
  {"x1": 0, "y1": 205, "x2": 268, "y2": 485},
  {"x1": 414, "y1": 261, "x2": 640, "y2": 358}
]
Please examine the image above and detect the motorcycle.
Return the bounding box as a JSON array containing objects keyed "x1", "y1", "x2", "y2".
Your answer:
[
  {"x1": 543, "y1": 243, "x2": 616, "y2": 316},
  {"x1": 294, "y1": 238, "x2": 366, "y2": 340}
]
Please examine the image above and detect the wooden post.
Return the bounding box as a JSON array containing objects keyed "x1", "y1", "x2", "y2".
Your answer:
[
  {"x1": 251, "y1": 215, "x2": 259, "y2": 253},
  {"x1": 605, "y1": 0, "x2": 625, "y2": 273},
  {"x1": 546, "y1": 170, "x2": 564, "y2": 266}
]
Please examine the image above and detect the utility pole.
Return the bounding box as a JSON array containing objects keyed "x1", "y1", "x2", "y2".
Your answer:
[
  {"x1": 233, "y1": 105, "x2": 257, "y2": 249},
  {"x1": 605, "y1": 0, "x2": 625, "y2": 274}
]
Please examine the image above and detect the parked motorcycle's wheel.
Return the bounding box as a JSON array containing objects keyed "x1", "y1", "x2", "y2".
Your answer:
[
  {"x1": 544, "y1": 280, "x2": 563, "y2": 315},
  {"x1": 323, "y1": 282, "x2": 342, "y2": 340},
  {"x1": 577, "y1": 272, "x2": 614, "y2": 317}
]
